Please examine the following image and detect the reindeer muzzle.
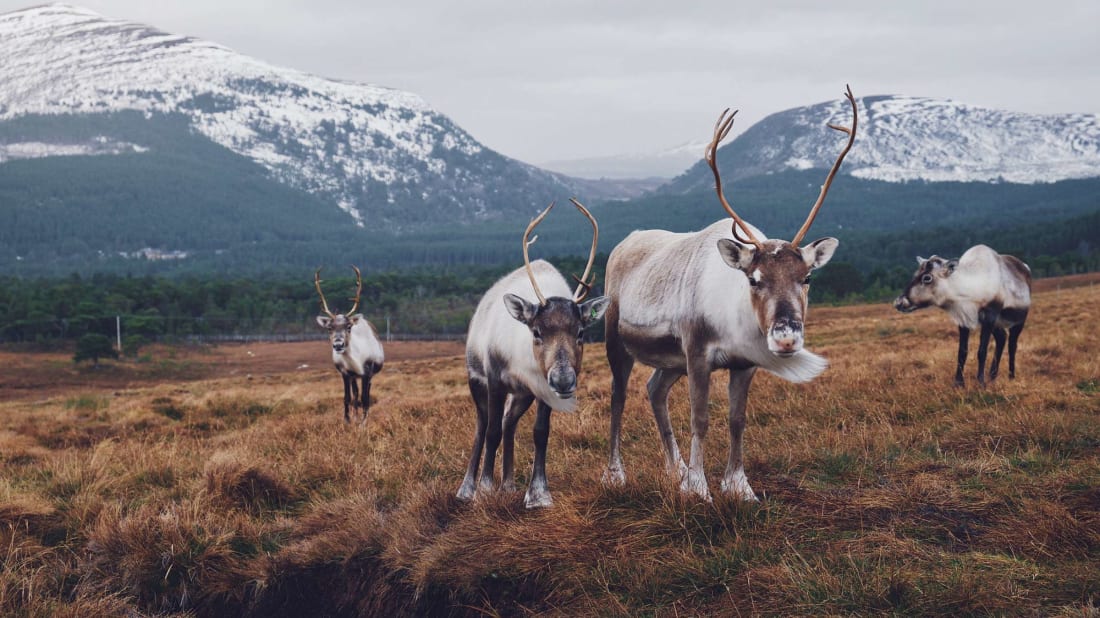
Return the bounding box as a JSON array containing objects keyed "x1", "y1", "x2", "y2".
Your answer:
[
  {"x1": 548, "y1": 367, "x2": 578, "y2": 398},
  {"x1": 768, "y1": 318, "x2": 804, "y2": 356},
  {"x1": 893, "y1": 296, "x2": 915, "y2": 313}
]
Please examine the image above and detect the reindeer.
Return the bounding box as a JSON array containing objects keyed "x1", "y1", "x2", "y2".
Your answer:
[
  {"x1": 602, "y1": 87, "x2": 858, "y2": 502},
  {"x1": 457, "y1": 199, "x2": 609, "y2": 509},
  {"x1": 314, "y1": 266, "x2": 384, "y2": 424},
  {"x1": 893, "y1": 246, "x2": 1031, "y2": 386}
]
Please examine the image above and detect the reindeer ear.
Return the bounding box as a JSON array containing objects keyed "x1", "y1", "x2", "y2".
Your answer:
[
  {"x1": 945, "y1": 259, "x2": 959, "y2": 275},
  {"x1": 717, "y1": 239, "x2": 755, "y2": 271},
  {"x1": 316, "y1": 315, "x2": 332, "y2": 328},
  {"x1": 579, "y1": 296, "x2": 610, "y2": 326},
  {"x1": 503, "y1": 293, "x2": 538, "y2": 325},
  {"x1": 801, "y1": 237, "x2": 839, "y2": 270},
  {"x1": 916, "y1": 256, "x2": 927, "y2": 266},
  {"x1": 347, "y1": 314, "x2": 363, "y2": 325}
]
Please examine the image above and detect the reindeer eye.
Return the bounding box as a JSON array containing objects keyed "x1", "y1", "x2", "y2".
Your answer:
[
  {"x1": 747, "y1": 277, "x2": 759, "y2": 287},
  {"x1": 532, "y1": 328, "x2": 543, "y2": 343},
  {"x1": 803, "y1": 274, "x2": 812, "y2": 285},
  {"x1": 921, "y1": 274, "x2": 933, "y2": 284}
]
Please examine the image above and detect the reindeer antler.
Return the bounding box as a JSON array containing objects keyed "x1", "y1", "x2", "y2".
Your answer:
[
  {"x1": 706, "y1": 108, "x2": 763, "y2": 250},
  {"x1": 314, "y1": 268, "x2": 335, "y2": 318},
  {"x1": 522, "y1": 202, "x2": 555, "y2": 305},
  {"x1": 569, "y1": 198, "x2": 599, "y2": 302},
  {"x1": 347, "y1": 265, "x2": 363, "y2": 315},
  {"x1": 790, "y1": 85, "x2": 858, "y2": 248}
]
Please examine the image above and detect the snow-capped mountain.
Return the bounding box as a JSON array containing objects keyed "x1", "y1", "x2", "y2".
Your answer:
[
  {"x1": 663, "y1": 94, "x2": 1100, "y2": 194},
  {"x1": 0, "y1": 3, "x2": 584, "y2": 227}
]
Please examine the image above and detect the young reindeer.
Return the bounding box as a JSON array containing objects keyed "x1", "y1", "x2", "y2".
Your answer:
[
  {"x1": 893, "y1": 246, "x2": 1031, "y2": 386},
  {"x1": 603, "y1": 86, "x2": 858, "y2": 502},
  {"x1": 314, "y1": 266, "x2": 384, "y2": 424},
  {"x1": 457, "y1": 199, "x2": 609, "y2": 509}
]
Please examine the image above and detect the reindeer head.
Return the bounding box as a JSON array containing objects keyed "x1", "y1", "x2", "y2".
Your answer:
[
  {"x1": 504, "y1": 199, "x2": 609, "y2": 399},
  {"x1": 314, "y1": 266, "x2": 364, "y2": 355},
  {"x1": 706, "y1": 86, "x2": 856, "y2": 356},
  {"x1": 717, "y1": 236, "x2": 837, "y2": 355},
  {"x1": 893, "y1": 255, "x2": 957, "y2": 313}
]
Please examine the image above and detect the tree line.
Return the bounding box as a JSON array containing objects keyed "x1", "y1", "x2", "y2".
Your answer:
[{"x1": 4, "y1": 212, "x2": 1099, "y2": 347}]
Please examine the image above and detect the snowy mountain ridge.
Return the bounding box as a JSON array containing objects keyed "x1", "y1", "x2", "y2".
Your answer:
[
  {"x1": 718, "y1": 94, "x2": 1100, "y2": 186},
  {"x1": 0, "y1": 3, "x2": 570, "y2": 227}
]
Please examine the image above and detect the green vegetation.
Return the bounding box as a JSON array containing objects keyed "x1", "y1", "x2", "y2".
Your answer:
[
  {"x1": 73, "y1": 333, "x2": 118, "y2": 366},
  {"x1": 0, "y1": 268, "x2": 516, "y2": 342}
]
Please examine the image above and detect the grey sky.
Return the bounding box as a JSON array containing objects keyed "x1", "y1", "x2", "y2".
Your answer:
[{"x1": 3, "y1": 1, "x2": 1098, "y2": 164}]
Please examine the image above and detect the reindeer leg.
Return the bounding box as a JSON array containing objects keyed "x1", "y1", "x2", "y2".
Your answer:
[
  {"x1": 954, "y1": 327, "x2": 970, "y2": 387},
  {"x1": 524, "y1": 401, "x2": 553, "y2": 509},
  {"x1": 342, "y1": 374, "x2": 352, "y2": 424},
  {"x1": 721, "y1": 367, "x2": 758, "y2": 501},
  {"x1": 976, "y1": 322, "x2": 993, "y2": 386},
  {"x1": 349, "y1": 378, "x2": 361, "y2": 418},
  {"x1": 989, "y1": 328, "x2": 1007, "y2": 382},
  {"x1": 1008, "y1": 322, "x2": 1025, "y2": 379},
  {"x1": 360, "y1": 370, "x2": 372, "y2": 423},
  {"x1": 647, "y1": 368, "x2": 687, "y2": 480},
  {"x1": 682, "y1": 356, "x2": 712, "y2": 502},
  {"x1": 457, "y1": 377, "x2": 489, "y2": 501},
  {"x1": 603, "y1": 307, "x2": 634, "y2": 486},
  {"x1": 478, "y1": 378, "x2": 507, "y2": 493},
  {"x1": 502, "y1": 393, "x2": 535, "y2": 492}
]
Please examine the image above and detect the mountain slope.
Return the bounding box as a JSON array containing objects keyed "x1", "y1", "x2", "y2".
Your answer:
[
  {"x1": 663, "y1": 94, "x2": 1100, "y2": 193},
  {"x1": 0, "y1": 3, "x2": 588, "y2": 228}
]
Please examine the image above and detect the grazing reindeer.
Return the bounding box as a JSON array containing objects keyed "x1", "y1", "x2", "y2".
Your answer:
[
  {"x1": 603, "y1": 87, "x2": 858, "y2": 501},
  {"x1": 457, "y1": 199, "x2": 609, "y2": 509},
  {"x1": 314, "y1": 266, "x2": 384, "y2": 424},
  {"x1": 893, "y1": 246, "x2": 1031, "y2": 386}
]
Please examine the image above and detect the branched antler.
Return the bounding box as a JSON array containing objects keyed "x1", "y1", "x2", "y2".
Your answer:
[
  {"x1": 315, "y1": 266, "x2": 363, "y2": 316},
  {"x1": 347, "y1": 265, "x2": 363, "y2": 315},
  {"x1": 569, "y1": 198, "x2": 599, "y2": 302},
  {"x1": 522, "y1": 202, "x2": 556, "y2": 305},
  {"x1": 790, "y1": 85, "x2": 858, "y2": 248},
  {"x1": 314, "y1": 268, "x2": 335, "y2": 317},
  {"x1": 706, "y1": 108, "x2": 763, "y2": 250}
]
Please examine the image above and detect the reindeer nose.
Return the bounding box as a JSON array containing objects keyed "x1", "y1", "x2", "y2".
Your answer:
[
  {"x1": 769, "y1": 318, "x2": 803, "y2": 355},
  {"x1": 893, "y1": 296, "x2": 909, "y2": 311},
  {"x1": 549, "y1": 368, "x2": 577, "y2": 397}
]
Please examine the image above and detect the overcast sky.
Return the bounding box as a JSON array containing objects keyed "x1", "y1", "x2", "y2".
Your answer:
[{"x1": 3, "y1": 1, "x2": 1097, "y2": 164}]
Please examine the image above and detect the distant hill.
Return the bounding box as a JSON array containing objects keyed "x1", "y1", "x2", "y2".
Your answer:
[
  {"x1": 0, "y1": 3, "x2": 638, "y2": 231},
  {"x1": 663, "y1": 94, "x2": 1100, "y2": 192}
]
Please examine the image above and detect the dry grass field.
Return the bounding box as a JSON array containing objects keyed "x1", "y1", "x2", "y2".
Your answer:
[{"x1": 1, "y1": 278, "x2": 1098, "y2": 616}]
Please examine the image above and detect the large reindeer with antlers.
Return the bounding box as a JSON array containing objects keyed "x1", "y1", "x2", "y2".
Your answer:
[
  {"x1": 314, "y1": 266, "x2": 384, "y2": 424},
  {"x1": 457, "y1": 199, "x2": 609, "y2": 509},
  {"x1": 602, "y1": 86, "x2": 858, "y2": 501}
]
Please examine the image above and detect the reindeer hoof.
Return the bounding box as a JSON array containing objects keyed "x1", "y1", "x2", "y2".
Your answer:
[
  {"x1": 524, "y1": 489, "x2": 553, "y2": 509},
  {"x1": 602, "y1": 466, "x2": 626, "y2": 487},
  {"x1": 456, "y1": 485, "x2": 476, "y2": 501},
  {"x1": 720, "y1": 471, "x2": 759, "y2": 502},
  {"x1": 680, "y1": 470, "x2": 711, "y2": 502}
]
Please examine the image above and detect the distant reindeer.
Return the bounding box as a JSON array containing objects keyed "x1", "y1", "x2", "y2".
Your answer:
[
  {"x1": 602, "y1": 87, "x2": 858, "y2": 501},
  {"x1": 457, "y1": 199, "x2": 609, "y2": 508},
  {"x1": 314, "y1": 266, "x2": 384, "y2": 424},
  {"x1": 893, "y1": 245, "x2": 1031, "y2": 386}
]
